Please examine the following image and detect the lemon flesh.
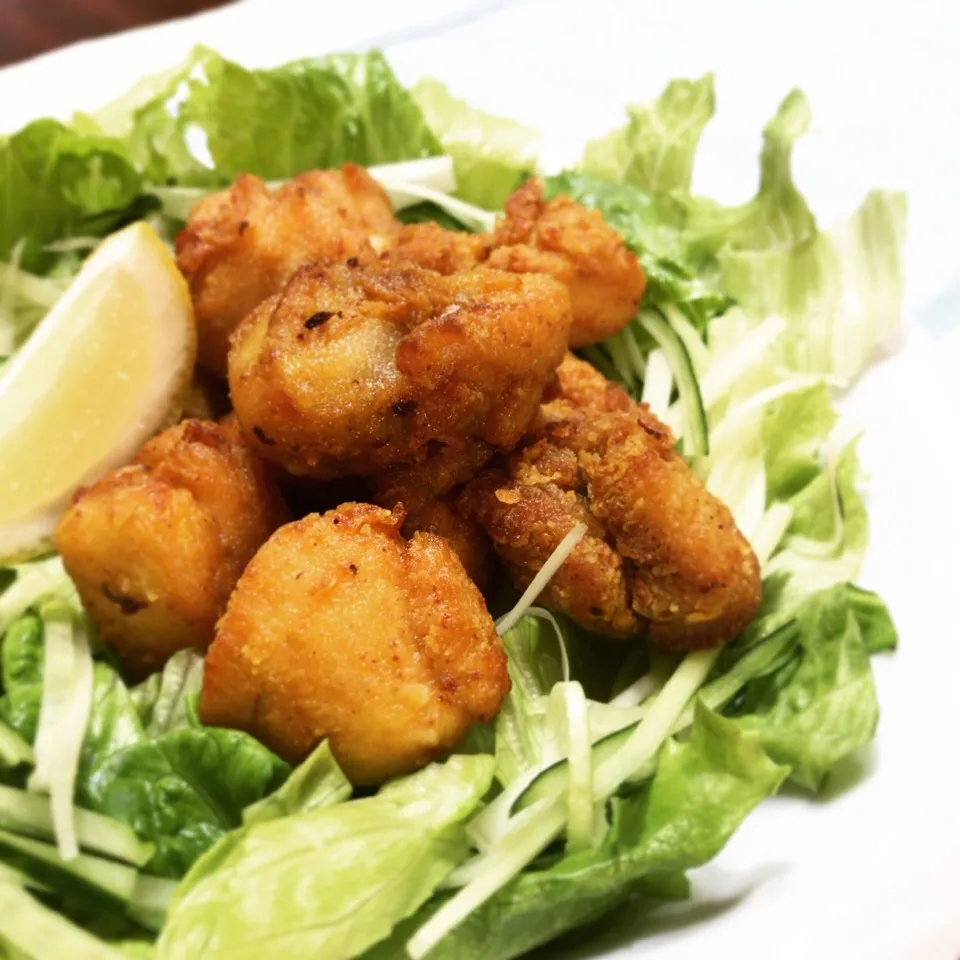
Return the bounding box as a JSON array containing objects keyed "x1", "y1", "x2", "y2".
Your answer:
[{"x1": 0, "y1": 222, "x2": 197, "y2": 561}]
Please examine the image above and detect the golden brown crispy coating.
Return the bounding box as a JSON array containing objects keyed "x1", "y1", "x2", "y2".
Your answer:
[
  {"x1": 462, "y1": 355, "x2": 761, "y2": 649},
  {"x1": 398, "y1": 496, "x2": 495, "y2": 593},
  {"x1": 199, "y1": 504, "x2": 509, "y2": 784},
  {"x1": 228, "y1": 260, "x2": 571, "y2": 480},
  {"x1": 370, "y1": 441, "x2": 497, "y2": 590},
  {"x1": 390, "y1": 221, "x2": 491, "y2": 274},
  {"x1": 176, "y1": 166, "x2": 398, "y2": 375},
  {"x1": 544, "y1": 350, "x2": 635, "y2": 417},
  {"x1": 459, "y1": 440, "x2": 639, "y2": 637},
  {"x1": 389, "y1": 180, "x2": 644, "y2": 348},
  {"x1": 54, "y1": 419, "x2": 289, "y2": 677},
  {"x1": 370, "y1": 438, "x2": 494, "y2": 511},
  {"x1": 371, "y1": 454, "x2": 496, "y2": 592},
  {"x1": 489, "y1": 180, "x2": 645, "y2": 348},
  {"x1": 568, "y1": 412, "x2": 761, "y2": 649}
]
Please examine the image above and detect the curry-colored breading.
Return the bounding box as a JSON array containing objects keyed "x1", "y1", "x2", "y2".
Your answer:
[
  {"x1": 176, "y1": 165, "x2": 398, "y2": 375},
  {"x1": 199, "y1": 503, "x2": 509, "y2": 784},
  {"x1": 461, "y1": 355, "x2": 762, "y2": 649},
  {"x1": 228, "y1": 260, "x2": 571, "y2": 481},
  {"x1": 460, "y1": 440, "x2": 639, "y2": 637},
  {"x1": 54, "y1": 418, "x2": 289, "y2": 677},
  {"x1": 391, "y1": 179, "x2": 646, "y2": 348}
]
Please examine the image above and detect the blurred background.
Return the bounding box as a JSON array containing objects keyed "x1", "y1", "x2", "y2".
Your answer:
[{"x1": 0, "y1": 0, "x2": 232, "y2": 66}]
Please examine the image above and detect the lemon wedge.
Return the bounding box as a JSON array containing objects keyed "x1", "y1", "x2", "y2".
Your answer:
[{"x1": 0, "y1": 221, "x2": 196, "y2": 561}]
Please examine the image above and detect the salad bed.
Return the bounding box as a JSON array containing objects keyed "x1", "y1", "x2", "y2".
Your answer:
[{"x1": 0, "y1": 47, "x2": 903, "y2": 959}]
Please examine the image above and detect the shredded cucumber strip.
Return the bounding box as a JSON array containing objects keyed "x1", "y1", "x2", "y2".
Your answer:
[
  {"x1": 661, "y1": 304, "x2": 710, "y2": 373},
  {"x1": 640, "y1": 348, "x2": 673, "y2": 415},
  {"x1": 561, "y1": 683, "x2": 594, "y2": 851},
  {"x1": 604, "y1": 330, "x2": 643, "y2": 390},
  {"x1": 0, "y1": 257, "x2": 64, "y2": 310},
  {"x1": 496, "y1": 523, "x2": 588, "y2": 636},
  {"x1": 0, "y1": 829, "x2": 138, "y2": 908},
  {"x1": 409, "y1": 805, "x2": 567, "y2": 959},
  {"x1": 450, "y1": 797, "x2": 552, "y2": 886},
  {"x1": 697, "y1": 315, "x2": 787, "y2": 409},
  {"x1": 409, "y1": 648, "x2": 717, "y2": 957},
  {"x1": 523, "y1": 606, "x2": 571, "y2": 683},
  {"x1": 623, "y1": 324, "x2": 650, "y2": 384},
  {"x1": 608, "y1": 655, "x2": 673, "y2": 709},
  {"x1": 128, "y1": 874, "x2": 179, "y2": 931},
  {"x1": 0, "y1": 556, "x2": 74, "y2": 635},
  {"x1": 367, "y1": 156, "x2": 456, "y2": 194},
  {"x1": 0, "y1": 786, "x2": 152, "y2": 866},
  {"x1": 28, "y1": 606, "x2": 94, "y2": 862},
  {"x1": 374, "y1": 182, "x2": 497, "y2": 232},
  {"x1": 0, "y1": 880, "x2": 129, "y2": 959},
  {"x1": 26, "y1": 609, "x2": 74, "y2": 794},
  {"x1": 638, "y1": 308, "x2": 708, "y2": 455},
  {"x1": 591, "y1": 648, "x2": 720, "y2": 800},
  {"x1": 753, "y1": 502, "x2": 795, "y2": 567}
]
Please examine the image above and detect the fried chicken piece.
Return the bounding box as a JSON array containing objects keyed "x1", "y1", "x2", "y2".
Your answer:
[
  {"x1": 54, "y1": 418, "x2": 289, "y2": 677},
  {"x1": 389, "y1": 180, "x2": 645, "y2": 348},
  {"x1": 200, "y1": 503, "x2": 509, "y2": 784},
  {"x1": 460, "y1": 440, "x2": 639, "y2": 637},
  {"x1": 543, "y1": 350, "x2": 635, "y2": 417},
  {"x1": 462, "y1": 355, "x2": 761, "y2": 649},
  {"x1": 176, "y1": 165, "x2": 399, "y2": 375},
  {"x1": 229, "y1": 260, "x2": 571, "y2": 480},
  {"x1": 488, "y1": 180, "x2": 645, "y2": 348}
]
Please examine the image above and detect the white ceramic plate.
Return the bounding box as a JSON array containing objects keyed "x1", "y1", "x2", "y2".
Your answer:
[{"x1": 3, "y1": 3, "x2": 959, "y2": 957}]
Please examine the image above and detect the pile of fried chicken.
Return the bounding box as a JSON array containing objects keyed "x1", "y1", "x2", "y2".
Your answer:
[{"x1": 54, "y1": 167, "x2": 761, "y2": 785}]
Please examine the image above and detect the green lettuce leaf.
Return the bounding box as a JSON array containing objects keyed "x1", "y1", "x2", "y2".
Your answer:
[
  {"x1": 129, "y1": 650, "x2": 204, "y2": 737},
  {"x1": 732, "y1": 583, "x2": 881, "y2": 790},
  {"x1": 717, "y1": 188, "x2": 906, "y2": 383},
  {"x1": 762, "y1": 383, "x2": 838, "y2": 503},
  {"x1": 0, "y1": 121, "x2": 144, "y2": 272},
  {"x1": 242, "y1": 741, "x2": 351, "y2": 826},
  {"x1": 77, "y1": 667, "x2": 289, "y2": 877},
  {"x1": 767, "y1": 439, "x2": 868, "y2": 609},
  {"x1": 0, "y1": 617, "x2": 44, "y2": 743},
  {"x1": 372, "y1": 705, "x2": 785, "y2": 960},
  {"x1": 679, "y1": 88, "x2": 816, "y2": 255},
  {"x1": 581, "y1": 75, "x2": 714, "y2": 202},
  {"x1": 575, "y1": 78, "x2": 905, "y2": 382},
  {"x1": 410, "y1": 78, "x2": 539, "y2": 209},
  {"x1": 0, "y1": 610, "x2": 288, "y2": 878},
  {"x1": 493, "y1": 616, "x2": 566, "y2": 786},
  {"x1": 95, "y1": 46, "x2": 442, "y2": 188},
  {"x1": 158, "y1": 756, "x2": 494, "y2": 960},
  {"x1": 846, "y1": 585, "x2": 897, "y2": 655}
]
